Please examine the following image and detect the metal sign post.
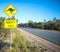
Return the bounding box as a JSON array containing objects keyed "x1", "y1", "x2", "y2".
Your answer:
[{"x1": 10, "y1": 18, "x2": 12, "y2": 51}]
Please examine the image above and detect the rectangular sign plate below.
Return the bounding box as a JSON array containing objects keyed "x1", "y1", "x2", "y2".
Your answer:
[{"x1": 4, "y1": 20, "x2": 17, "y2": 28}]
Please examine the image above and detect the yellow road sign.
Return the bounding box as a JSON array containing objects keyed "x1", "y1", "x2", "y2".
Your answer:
[
  {"x1": 4, "y1": 20, "x2": 17, "y2": 28},
  {"x1": 4, "y1": 4, "x2": 17, "y2": 17}
]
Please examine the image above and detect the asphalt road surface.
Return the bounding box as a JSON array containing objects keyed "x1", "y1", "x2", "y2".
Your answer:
[{"x1": 19, "y1": 27, "x2": 60, "y2": 46}]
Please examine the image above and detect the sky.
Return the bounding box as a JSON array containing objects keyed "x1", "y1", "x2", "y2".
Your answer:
[{"x1": 0, "y1": 0, "x2": 60, "y2": 23}]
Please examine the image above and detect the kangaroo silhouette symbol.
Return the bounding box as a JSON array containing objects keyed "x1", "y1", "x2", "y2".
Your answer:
[{"x1": 7, "y1": 8, "x2": 15, "y2": 13}]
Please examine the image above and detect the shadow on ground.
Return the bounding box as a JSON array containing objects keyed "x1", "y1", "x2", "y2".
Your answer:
[{"x1": 0, "y1": 41, "x2": 10, "y2": 52}]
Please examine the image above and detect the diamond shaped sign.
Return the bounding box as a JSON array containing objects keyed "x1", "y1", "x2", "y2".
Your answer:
[{"x1": 4, "y1": 4, "x2": 17, "y2": 17}]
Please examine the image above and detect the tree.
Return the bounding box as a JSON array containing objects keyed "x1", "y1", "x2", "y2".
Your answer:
[{"x1": 55, "y1": 19, "x2": 60, "y2": 30}]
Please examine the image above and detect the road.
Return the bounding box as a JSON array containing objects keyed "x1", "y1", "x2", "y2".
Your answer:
[{"x1": 19, "y1": 27, "x2": 60, "y2": 46}]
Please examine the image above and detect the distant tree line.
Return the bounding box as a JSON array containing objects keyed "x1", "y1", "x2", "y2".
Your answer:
[
  {"x1": 18, "y1": 18, "x2": 60, "y2": 31},
  {"x1": 0, "y1": 17, "x2": 60, "y2": 31},
  {"x1": 0, "y1": 17, "x2": 5, "y2": 28}
]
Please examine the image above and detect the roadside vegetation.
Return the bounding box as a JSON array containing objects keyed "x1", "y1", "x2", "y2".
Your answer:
[
  {"x1": 0, "y1": 17, "x2": 47, "y2": 52},
  {"x1": 0, "y1": 17, "x2": 10, "y2": 52},
  {"x1": 18, "y1": 17, "x2": 60, "y2": 31},
  {"x1": 11, "y1": 29, "x2": 40, "y2": 52}
]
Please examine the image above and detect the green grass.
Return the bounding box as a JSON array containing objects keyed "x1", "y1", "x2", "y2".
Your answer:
[
  {"x1": 11, "y1": 29, "x2": 39, "y2": 52},
  {"x1": 0, "y1": 28, "x2": 47, "y2": 52}
]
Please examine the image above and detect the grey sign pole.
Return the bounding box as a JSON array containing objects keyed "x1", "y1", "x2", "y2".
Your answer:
[{"x1": 10, "y1": 18, "x2": 12, "y2": 51}]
